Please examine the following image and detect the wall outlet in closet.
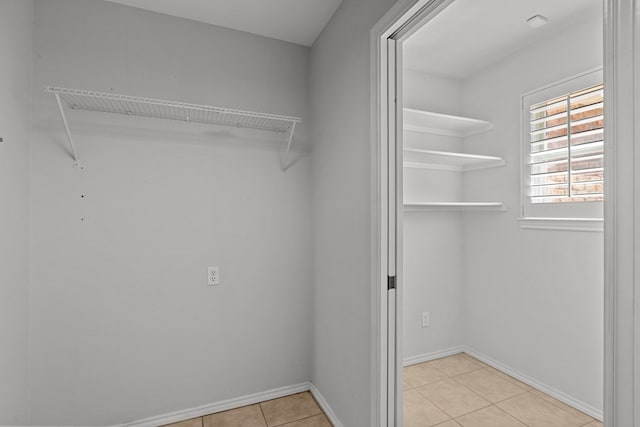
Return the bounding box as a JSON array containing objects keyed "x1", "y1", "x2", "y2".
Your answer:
[
  {"x1": 208, "y1": 266, "x2": 220, "y2": 286},
  {"x1": 422, "y1": 311, "x2": 430, "y2": 328}
]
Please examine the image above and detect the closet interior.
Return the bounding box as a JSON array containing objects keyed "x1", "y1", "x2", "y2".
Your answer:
[{"x1": 400, "y1": 0, "x2": 604, "y2": 425}]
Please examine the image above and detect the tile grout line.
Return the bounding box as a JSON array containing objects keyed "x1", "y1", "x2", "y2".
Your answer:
[
  {"x1": 447, "y1": 367, "x2": 531, "y2": 406},
  {"x1": 529, "y1": 389, "x2": 599, "y2": 423},
  {"x1": 411, "y1": 358, "x2": 492, "y2": 420},
  {"x1": 275, "y1": 413, "x2": 326, "y2": 427},
  {"x1": 163, "y1": 391, "x2": 329, "y2": 427},
  {"x1": 445, "y1": 360, "x2": 534, "y2": 426},
  {"x1": 407, "y1": 384, "x2": 453, "y2": 422},
  {"x1": 454, "y1": 403, "x2": 532, "y2": 427},
  {"x1": 406, "y1": 355, "x2": 597, "y2": 427},
  {"x1": 258, "y1": 401, "x2": 269, "y2": 426},
  {"x1": 469, "y1": 357, "x2": 600, "y2": 424},
  {"x1": 260, "y1": 392, "x2": 327, "y2": 427},
  {"x1": 524, "y1": 390, "x2": 598, "y2": 424},
  {"x1": 408, "y1": 361, "x2": 527, "y2": 426}
]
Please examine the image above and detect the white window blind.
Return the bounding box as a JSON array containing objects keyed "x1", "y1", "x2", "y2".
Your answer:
[{"x1": 528, "y1": 83, "x2": 604, "y2": 204}]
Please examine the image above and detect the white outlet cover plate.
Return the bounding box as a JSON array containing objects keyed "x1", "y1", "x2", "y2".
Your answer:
[
  {"x1": 422, "y1": 312, "x2": 430, "y2": 327},
  {"x1": 208, "y1": 266, "x2": 220, "y2": 286}
]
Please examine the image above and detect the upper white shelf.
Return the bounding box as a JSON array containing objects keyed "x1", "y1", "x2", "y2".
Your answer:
[
  {"x1": 403, "y1": 108, "x2": 493, "y2": 137},
  {"x1": 404, "y1": 202, "x2": 506, "y2": 212},
  {"x1": 403, "y1": 149, "x2": 505, "y2": 172},
  {"x1": 45, "y1": 86, "x2": 302, "y2": 171}
]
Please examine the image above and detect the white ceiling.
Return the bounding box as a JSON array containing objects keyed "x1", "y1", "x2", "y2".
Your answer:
[
  {"x1": 103, "y1": 0, "x2": 343, "y2": 46},
  {"x1": 404, "y1": 0, "x2": 602, "y2": 79}
]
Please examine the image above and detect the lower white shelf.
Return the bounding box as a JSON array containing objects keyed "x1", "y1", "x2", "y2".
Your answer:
[{"x1": 404, "y1": 202, "x2": 506, "y2": 212}]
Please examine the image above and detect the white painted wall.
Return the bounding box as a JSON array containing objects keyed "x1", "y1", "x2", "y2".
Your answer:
[
  {"x1": 461, "y1": 13, "x2": 603, "y2": 411},
  {"x1": 402, "y1": 71, "x2": 465, "y2": 359},
  {"x1": 308, "y1": 0, "x2": 397, "y2": 425},
  {"x1": 0, "y1": 0, "x2": 33, "y2": 424},
  {"x1": 30, "y1": 1, "x2": 311, "y2": 425}
]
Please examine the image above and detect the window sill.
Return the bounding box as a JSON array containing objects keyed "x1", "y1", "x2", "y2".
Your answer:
[{"x1": 518, "y1": 217, "x2": 603, "y2": 232}]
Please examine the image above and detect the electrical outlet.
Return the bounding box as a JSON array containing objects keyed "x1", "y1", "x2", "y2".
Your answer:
[
  {"x1": 422, "y1": 311, "x2": 430, "y2": 328},
  {"x1": 208, "y1": 266, "x2": 220, "y2": 286}
]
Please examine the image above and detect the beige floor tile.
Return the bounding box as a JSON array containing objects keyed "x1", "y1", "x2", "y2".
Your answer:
[
  {"x1": 429, "y1": 354, "x2": 484, "y2": 377},
  {"x1": 528, "y1": 389, "x2": 595, "y2": 425},
  {"x1": 404, "y1": 362, "x2": 450, "y2": 389},
  {"x1": 583, "y1": 421, "x2": 603, "y2": 427},
  {"x1": 433, "y1": 421, "x2": 461, "y2": 427},
  {"x1": 453, "y1": 369, "x2": 528, "y2": 403},
  {"x1": 458, "y1": 354, "x2": 483, "y2": 363},
  {"x1": 279, "y1": 414, "x2": 332, "y2": 426},
  {"x1": 416, "y1": 379, "x2": 491, "y2": 418},
  {"x1": 260, "y1": 392, "x2": 322, "y2": 426},
  {"x1": 481, "y1": 366, "x2": 532, "y2": 391},
  {"x1": 163, "y1": 417, "x2": 203, "y2": 427},
  {"x1": 497, "y1": 392, "x2": 586, "y2": 427},
  {"x1": 404, "y1": 376, "x2": 415, "y2": 391},
  {"x1": 455, "y1": 405, "x2": 526, "y2": 427},
  {"x1": 203, "y1": 405, "x2": 266, "y2": 427},
  {"x1": 403, "y1": 389, "x2": 451, "y2": 427}
]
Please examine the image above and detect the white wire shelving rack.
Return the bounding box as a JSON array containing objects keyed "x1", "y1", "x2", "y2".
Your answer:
[{"x1": 45, "y1": 86, "x2": 302, "y2": 171}]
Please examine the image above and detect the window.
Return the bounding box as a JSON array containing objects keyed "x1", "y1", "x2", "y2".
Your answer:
[{"x1": 522, "y1": 69, "x2": 603, "y2": 220}]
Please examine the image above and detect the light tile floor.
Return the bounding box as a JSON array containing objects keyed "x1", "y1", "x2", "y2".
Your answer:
[
  {"x1": 163, "y1": 392, "x2": 332, "y2": 427},
  {"x1": 162, "y1": 353, "x2": 603, "y2": 427},
  {"x1": 404, "y1": 353, "x2": 603, "y2": 427}
]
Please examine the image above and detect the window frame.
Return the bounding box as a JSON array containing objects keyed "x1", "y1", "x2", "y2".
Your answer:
[{"x1": 520, "y1": 68, "x2": 604, "y2": 227}]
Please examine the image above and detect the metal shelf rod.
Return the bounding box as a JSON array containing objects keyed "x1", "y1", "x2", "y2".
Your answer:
[
  {"x1": 54, "y1": 93, "x2": 79, "y2": 165},
  {"x1": 282, "y1": 121, "x2": 297, "y2": 172}
]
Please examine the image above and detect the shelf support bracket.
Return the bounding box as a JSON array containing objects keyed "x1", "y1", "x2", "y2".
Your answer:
[
  {"x1": 54, "y1": 93, "x2": 81, "y2": 168},
  {"x1": 281, "y1": 121, "x2": 297, "y2": 172}
]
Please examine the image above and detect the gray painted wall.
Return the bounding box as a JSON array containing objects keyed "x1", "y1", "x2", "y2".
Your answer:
[
  {"x1": 309, "y1": 0, "x2": 397, "y2": 425},
  {"x1": 0, "y1": 0, "x2": 33, "y2": 424},
  {"x1": 30, "y1": 1, "x2": 311, "y2": 425},
  {"x1": 402, "y1": 71, "x2": 465, "y2": 360}
]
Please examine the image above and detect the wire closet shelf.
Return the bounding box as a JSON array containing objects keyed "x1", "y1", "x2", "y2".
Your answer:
[{"x1": 45, "y1": 86, "x2": 302, "y2": 170}]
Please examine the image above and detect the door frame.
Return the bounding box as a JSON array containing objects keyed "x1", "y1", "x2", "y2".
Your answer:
[{"x1": 370, "y1": 0, "x2": 640, "y2": 426}]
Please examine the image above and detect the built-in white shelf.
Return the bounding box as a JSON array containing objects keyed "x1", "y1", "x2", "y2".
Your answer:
[
  {"x1": 404, "y1": 202, "x2": 506, "y2": 212},
  {"x1": 403, "y1": 108, "x2": 493, "y2": 137},
  {"x1": 403, "y1": 149, "x2": 505, "y2": 171},
  {"x1": 45, "y1": 86, "x2": 301, "y2": 171}
]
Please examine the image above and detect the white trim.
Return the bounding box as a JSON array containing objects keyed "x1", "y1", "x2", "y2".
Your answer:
[
  {"x1": 462, "y1": 347, "x2": 604, "y2": 422},
  {"x1": 403, "y1": 346, "x2": 466, "y2": 367},
  {"x1": 633, "y1": 0, "x2": 640, "y2": 422},
  {"x1": 113, "y1": 383, "x2": 311, "y2": 427},
  {"x1": 370, "y1": 2, "x2": 458, "y2": 425},
  {"x1": 518, "y1": 217, "x2": 604, "y2": 232},
  {"x1": 520, "y1": 69, "x2": 604, "y2": 220},
  {"x1": 521, "y1": 67, "x2": 605, "y2": 99},
  {"x1": 309, "y1": 383, "x2": 344, "y2": 427},
  {"x1": 370, "y1": 1, "x2": 434, "y2": 425},
  {"x1": 603, "y1": 1, "x2": 639, "y2": 425}
]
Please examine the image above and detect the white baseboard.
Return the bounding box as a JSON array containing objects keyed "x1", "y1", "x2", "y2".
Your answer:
[
  {"x1": 403, "y1": 346, "x2": 465, "y2": 367},
  {"x1": 115, "y1": 383, "x2": 311, "y2": 427},
  {"x1": 309, "y1": 383, "x2": 343, "y2": 427},
  {"x1": 461, "y1": 346, "x2": 603, "y2": 422}
]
